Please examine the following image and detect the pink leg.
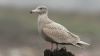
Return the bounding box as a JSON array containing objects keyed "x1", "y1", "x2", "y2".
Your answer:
[
  {"x1": 56, "y1": 43, "x2": 59, "y2": 50},
  {"x1": 51, "y1": 42, "x2": 53, "y2": 50}
]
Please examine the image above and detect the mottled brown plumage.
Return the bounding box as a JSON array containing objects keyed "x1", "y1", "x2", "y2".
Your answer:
[{"x1": 30, "y1": 5, "x2": 90, "y2": 48}]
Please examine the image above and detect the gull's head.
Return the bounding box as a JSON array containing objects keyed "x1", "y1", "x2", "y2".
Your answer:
[{"x1": 30, "y1": 5, "x2": 48, "y2": 15}]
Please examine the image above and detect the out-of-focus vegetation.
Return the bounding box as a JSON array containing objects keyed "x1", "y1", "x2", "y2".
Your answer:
[{"x1": 0, "y1": 5, "x2": 100, "y2": 56}]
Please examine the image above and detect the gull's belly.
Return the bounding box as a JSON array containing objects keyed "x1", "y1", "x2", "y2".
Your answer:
[{"x1": 41, "y1": 30, "x2": 57, "y2": 43}]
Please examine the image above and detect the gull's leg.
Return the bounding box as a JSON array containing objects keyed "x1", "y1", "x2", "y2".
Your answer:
[
  {"x1": 51, "y1": 42, "x2": 53, "y2": 50},
  {"x1": 55, "y1": 43, "x2": 59, "y2": 50}
]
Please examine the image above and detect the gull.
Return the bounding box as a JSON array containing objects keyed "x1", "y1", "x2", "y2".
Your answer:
[{"x1": 30, "y1": 5, "x2": 90, "y2": 49}]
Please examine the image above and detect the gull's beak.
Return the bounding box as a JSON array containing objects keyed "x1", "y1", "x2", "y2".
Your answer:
[
  {"x1": 30, "y1": 9, "x2": 40, "y2": 14},
  {"x1": 30, "y1": 11, "x2": 33, "y2": 14}
]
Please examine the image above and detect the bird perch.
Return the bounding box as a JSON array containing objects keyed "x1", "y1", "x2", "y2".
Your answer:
[{"x1": 44, "y1": 47, "x2": 75, "y2": 56}]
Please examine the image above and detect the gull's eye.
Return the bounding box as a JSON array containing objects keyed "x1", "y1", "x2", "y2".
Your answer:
[{"x1": 39, "y1": 8, "x2": 43, "y2": 10}]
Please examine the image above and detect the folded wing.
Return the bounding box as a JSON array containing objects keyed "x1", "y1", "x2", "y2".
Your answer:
[{"x1": 42, "y1": 22, "x2": 80, "y2": 44}]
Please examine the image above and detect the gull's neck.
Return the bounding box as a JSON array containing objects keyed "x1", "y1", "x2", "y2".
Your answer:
[
  {"x1": 38, "y1": 13, "x2": 48, "y2": 19},
  {"x1": 38, "y1": 12, "x2": 52, "y2": 24}
]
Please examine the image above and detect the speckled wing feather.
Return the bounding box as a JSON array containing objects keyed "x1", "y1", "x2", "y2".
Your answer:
[{"x1": 42, "y1": 22, "x2": 80, "y2": 44}]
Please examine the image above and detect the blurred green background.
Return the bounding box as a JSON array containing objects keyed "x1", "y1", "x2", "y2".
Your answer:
[{"x1": 0, "y1": 0, "x2": 100, "y2": 56}]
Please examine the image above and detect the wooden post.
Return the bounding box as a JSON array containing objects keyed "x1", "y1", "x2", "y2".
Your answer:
[{"x1": 44, "y1": 47, "x2": 75, "y2": 56}]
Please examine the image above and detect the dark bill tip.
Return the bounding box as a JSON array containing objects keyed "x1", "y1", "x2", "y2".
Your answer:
[{"x1": 30, "y1": 11, "x2": 33, "y2": 14}]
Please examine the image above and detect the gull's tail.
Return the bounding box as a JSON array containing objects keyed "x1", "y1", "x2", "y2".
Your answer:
[
  {"x1": 72, "y1": 41, "x2": 90, "y2": 48},
  {"x1": 77, "y1": 41, "x2": 90, "y2": 46}
]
